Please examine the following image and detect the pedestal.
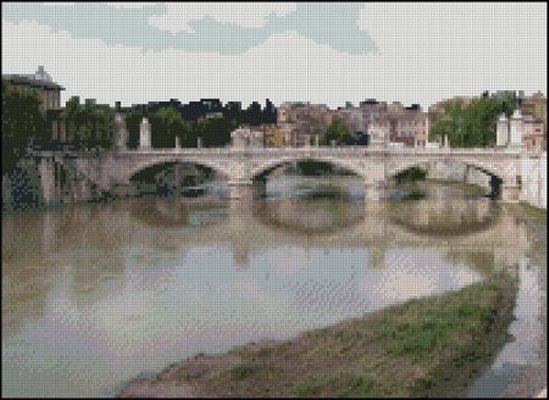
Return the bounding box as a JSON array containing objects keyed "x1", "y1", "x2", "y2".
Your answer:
[
  {"x1": 364, "y1": 182, "x2": 384, "y2": 201},
  {"x1": 228, "y1": 181, "x2": 254, "y2": 200},
  {"x1": 500, "y1": 184, "x2": 521, "y2": 203},
  {"x1": 39, "y1": 158, "x2": 56, "y2": 204}
]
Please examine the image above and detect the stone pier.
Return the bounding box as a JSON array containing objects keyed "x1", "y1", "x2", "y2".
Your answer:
[
  {"x1": 38, "y1": 157, "x2": 56, "y2": 204},
  {"x1": 364, "y1": 181, "x2": 384, "y2": 201},
  {"x1": 228, "y1": 180, "x2": 255, "y2": 200}
]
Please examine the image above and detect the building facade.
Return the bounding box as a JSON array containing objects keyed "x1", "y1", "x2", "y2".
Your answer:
[
  {"x1": 277, "y1": 102, "x2": 330, "y2": 146},
  {"x1": 522, "y1": 115, "x2": 546, "y2": 150},
  {"x1": 230, "y1": 127, "x2": 265, "y2": 148},
  {"x1": 3, "y1": 66, "x2": 67, "y2": 145}
]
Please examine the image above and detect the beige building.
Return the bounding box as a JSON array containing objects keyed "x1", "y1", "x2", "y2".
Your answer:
[
  {"x1": 3, "y1": 66, "x2": 64, "y2": 112},
  {"x1": 230, "y1": 127, "x2": 265, "y2": 148},
  {"x1": 277, "y1": 102, "x2": 330, "y2": 146},
  {"x1": 256, "y1": 124, "x2": 294, "y2": 147},
  {"x1": 3, "y1": 66, "x2": 67, "y2": 144},
  {"x1": 521, "y1": 91, "x2": 546, "y2": 136},
  {"x1": 522, "y1": 115, "x2": 546, "y2": 150}
]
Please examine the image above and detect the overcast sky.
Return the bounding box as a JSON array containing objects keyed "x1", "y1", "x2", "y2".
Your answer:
[{"x1": 2, "y1": 2, "x2": 546, "y2": 109}]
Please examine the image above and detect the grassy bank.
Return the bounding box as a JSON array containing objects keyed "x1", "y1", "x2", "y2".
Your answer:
[
  {"x1": 517, "y1": 202, "x2": 547, "y2": 223},
  {"x1": 119, "y1": 272, "x2": 517, "y2": 398}
]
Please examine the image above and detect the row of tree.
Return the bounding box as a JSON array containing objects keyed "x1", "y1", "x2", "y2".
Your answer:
[
  {"x1": 124, "y1": 106, "x2": 239, "y2": 148},
  {"x1": 429, "y1": 91, "x2": 519, "y2": 147},
  {"x1": 64, "y1": 96, "x2": 115, "y2": 151}
]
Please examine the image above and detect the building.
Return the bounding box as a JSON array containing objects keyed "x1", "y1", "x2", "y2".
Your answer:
[
  {"x1": 256, "y1": 124, "x2": 293, "y2": 147},
  {"x1": 495, "y1": 109, "x2": 545, "y2": 150},
  {"x1": 388, "y1": 105, "x2": 428, "y2": 148},
  {"x1": 521, "y1": 91, "x2": 547, "y2": 134},
  {"x1": 3, "y1": 66, "x2": 67, "y2": 145},
  {"x1": 230, "y1": 127, "x2": 265, "y2": 148},
  {"x1": 277, "y1": 102, "x2": 330, "y2": 146},
  {"x1": 366, "y1": 117, "x2": 391, "y2": 147},
  {"x1": 522, "y1": 114, "x2": 546, "y2": 151},
  {"x1": 3, "y1": 66, "x2": 64, "y2": 112}
]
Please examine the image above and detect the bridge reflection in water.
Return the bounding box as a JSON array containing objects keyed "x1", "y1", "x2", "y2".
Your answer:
[{"x1": 3, "y1": 185, "x2": 527, "y2": 273}]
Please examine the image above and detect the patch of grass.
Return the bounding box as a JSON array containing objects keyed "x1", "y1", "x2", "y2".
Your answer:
[
  {"x1": 336, "y1": 373, "x2": 375, "y2": 397},
  {"x1": 293, "y1": 374, "x2": 325, "y2": 396},
  {"x1": 122, "y1": 273, "x2": 518, "y2": 398},
  {"x1": 255, "y1": 348, "x2": 272, "y2": 359},
  {"x1": 230, "y1": 363, "x2": 262, "y2": 381},
  {"x1": 519, "y1": 202, "x2": 547, "y2": 222}
]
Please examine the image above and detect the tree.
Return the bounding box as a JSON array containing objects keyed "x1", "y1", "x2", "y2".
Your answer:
[
  {"x1": 243, "y1": 101, "x2": 263, "y2": 125},
  {"x1": 198, "y1": 116, "x2": 238, "y2": 147},
  {"x1": 429, "y1": 94, "x2": 507, "y2": 148},
  {"x1": 125, "y1": 107, "x2": 148, "y2": 149},
  {"x1": 2, "y1": 82, "x2": 47, "y2": 172},
  {"x1": 325, "y1": 118, "x2": 353, "y2": 145},
  {"x1": 63, "y1": 96, "x2": 115, "y2": 151},
  {"x1": 149, "y1": 106, "x2": 193, "y2": 148}
]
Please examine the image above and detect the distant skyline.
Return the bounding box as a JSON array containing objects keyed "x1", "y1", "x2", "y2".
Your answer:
[{"x1": 2, "y1": 2, "x2": 547, "y2": 109}]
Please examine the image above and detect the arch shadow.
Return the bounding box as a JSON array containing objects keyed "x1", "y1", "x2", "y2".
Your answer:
[
  {"x1": 128, "y1": 160, "x2": 224, "y2": 198},
  {"x1": 388, "y1": 159, "x2": 504, "y2": 200}
]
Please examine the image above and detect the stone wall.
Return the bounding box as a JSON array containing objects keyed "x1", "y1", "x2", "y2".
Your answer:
[{"x1": 520, "y1": 152, "x2": 547, "y2": 209}]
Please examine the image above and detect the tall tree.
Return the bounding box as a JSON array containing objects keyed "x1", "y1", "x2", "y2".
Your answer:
[
  {"x1": 429, "y1": 92, "x2": 518, "y2": 148},
  {"x1": 150, "y1": 106, "x2": 192, "y2": 148},
  {"x1": 198, "y1": 116, "x2": 238, "y2": 147},
  {"x1": 325, "y1": 118, "x2": 353, "y2": 145},
  {"x1": 63, "y1": 96, "x2": 115, "y2": 151},
  {"x1": 2, "y1": 82, "x2": 47, "y2": 172}
]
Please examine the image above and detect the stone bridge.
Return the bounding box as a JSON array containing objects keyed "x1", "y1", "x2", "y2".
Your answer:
[{"x1": 36, "y1": 146, "x2": 546, "y2": 205}]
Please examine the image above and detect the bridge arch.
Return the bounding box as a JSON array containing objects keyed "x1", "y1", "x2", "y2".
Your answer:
[
  {"x1": 124, "y1": 156, "x2": 232, "y2": 184},
  {"x1": 248, "y1": 156, "x2": 371, "y2": 181},
  {"x1": 387, "y1": 157, "x2": 507, "y2": 184}
]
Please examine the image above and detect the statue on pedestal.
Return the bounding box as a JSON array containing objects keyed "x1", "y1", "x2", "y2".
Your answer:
[
  {"x1": 114, "y1": 113, "x2": 128, "y2": 151},
  {"x1": 140, "y1": 117, "x2": 151, "y2": 149}
]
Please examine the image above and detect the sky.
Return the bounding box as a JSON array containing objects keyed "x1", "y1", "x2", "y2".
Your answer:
[{"x1": 2, "y1": 2, "x2": 547, "y2": 109}]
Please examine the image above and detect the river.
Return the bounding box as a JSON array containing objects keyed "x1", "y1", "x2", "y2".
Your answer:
[{"x1": 1, "y1": 176, "x2": 546, "y2": 397}]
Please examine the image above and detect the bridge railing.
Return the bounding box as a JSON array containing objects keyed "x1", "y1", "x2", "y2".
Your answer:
[
  {"x1": 119, "y1": 145, "x2": 526, "y2": 156},
  {"x1": 34, "y1": 145, "x2": 539, "y2": 158}
]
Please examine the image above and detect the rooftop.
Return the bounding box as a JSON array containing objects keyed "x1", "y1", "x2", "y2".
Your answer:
[{"x1": 2, "y1": 66, "x2": 65, "y2": 90}]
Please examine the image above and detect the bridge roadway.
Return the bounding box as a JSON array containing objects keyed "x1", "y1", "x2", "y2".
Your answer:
[{"x1": 36, "y1": 146, "x2": 546, "y2": 203}]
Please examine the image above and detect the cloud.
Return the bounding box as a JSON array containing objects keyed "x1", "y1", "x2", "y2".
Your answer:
[
  {"x1": 1, "y1": 2, "x2": 377, "y2": 55},
  {"x1": 43, "y1": 2, "x2": 76, "y2": 6},
  {"x1": 106, "y1": 2, "x2": 156, "y2": 9},
  {"x1": 2, "y1": 3, "x2": 546, "y2": 109},
  {"x1": 148, "y1": 3, "x2": 296, "y2": 33}
]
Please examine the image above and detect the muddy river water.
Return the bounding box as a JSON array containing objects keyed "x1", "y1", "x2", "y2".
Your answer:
[{"x1": 2, "y1": 176, "x2": 546, "y2": 397}]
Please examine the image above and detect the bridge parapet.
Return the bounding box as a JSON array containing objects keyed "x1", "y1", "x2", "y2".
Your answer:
[{"x1": 30, "y1": 147, "x2": 545, "y2": 205}]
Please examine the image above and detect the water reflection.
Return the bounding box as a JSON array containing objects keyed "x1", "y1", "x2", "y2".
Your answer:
[
  {"x1": 253, "y1": 197, "x2": 365, "y2": 235},
  {"x1": 1, "y1": 178, "x2": 544, "y2": 398},
  {"x1": 389, "y1": 199, "x2": 501, "y2": 237},
  {"x1": 130, "y1": 196, "x2": 229, "y2": 228}
]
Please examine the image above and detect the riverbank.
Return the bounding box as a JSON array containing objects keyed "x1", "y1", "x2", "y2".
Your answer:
[
  {"x1": 119, "y1": 272, "x2": 517, "y2": 398},
  {"x1": 517, "y1": 202, "x2": 547, "y2": 222}
]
